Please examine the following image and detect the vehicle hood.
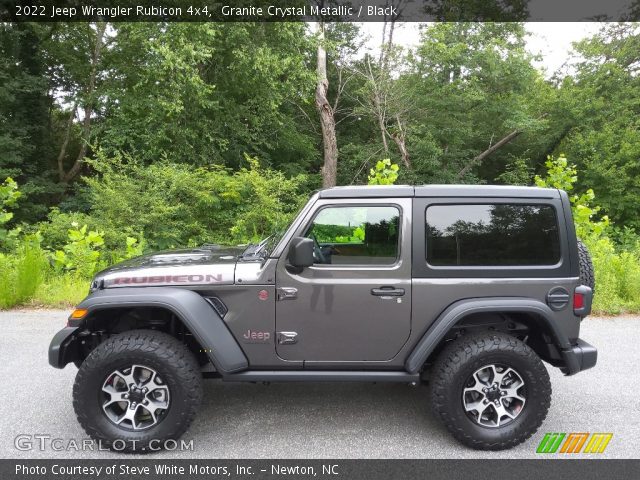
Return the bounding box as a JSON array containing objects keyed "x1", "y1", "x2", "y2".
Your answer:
[{"x1": 93, "y1": 246, "x2": 244, "y2": 289}]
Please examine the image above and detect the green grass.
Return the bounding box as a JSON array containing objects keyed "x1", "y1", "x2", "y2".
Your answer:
[
  {"x1": 0, "y1": 255, "x2": 12, "y2": 309},
  {"x1": 589, "y1": 237, "x2": 640, "y2": 315},
  {"x1": 30, "y1": 275, "x2": 89, "y2": 308},
  {"x1": 0, "y1": 243, "x2": 88, "y2": 309},
  {"x1": 0, "y1": 243, "x2": 48, "y2": 309}
]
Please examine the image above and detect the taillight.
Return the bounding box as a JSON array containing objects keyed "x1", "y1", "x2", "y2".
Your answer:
[
  {"x1": 573, "y1": 292, "x2": 585, "y2": 310},
  {"x1": 573, "y1": 286, "x2": 592, "y2": 317}
]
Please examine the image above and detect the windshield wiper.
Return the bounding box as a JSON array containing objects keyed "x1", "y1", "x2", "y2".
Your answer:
[{"x1": 240, "y1": 235, "x2": 274, "y2": 260}]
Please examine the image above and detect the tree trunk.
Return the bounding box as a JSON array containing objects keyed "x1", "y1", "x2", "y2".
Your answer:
[
  {"x1": 61, "y1": 22, "x2": 106, "y2": 184},
  {"x1": 390, "y1": 115, "x2": 410, "y2": 168},
  {"x1": 456, "y1": 129, "x2": 522, "y2": 179},
  {"x1": 56, "y1": 103, "x2": 77, "y2": 182},
  {"x1": 367, "y1": 56, "x2": 389, "y2": 153},
  {"x1": 315, "y1": 20, "x2": 338, "y2": 188}
]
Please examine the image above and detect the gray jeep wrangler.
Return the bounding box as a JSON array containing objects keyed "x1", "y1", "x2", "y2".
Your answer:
[{"x1": 49, "y1": 185, "x2": 596, "y2": 451}]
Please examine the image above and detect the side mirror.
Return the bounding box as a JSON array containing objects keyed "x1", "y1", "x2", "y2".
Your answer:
[{"x1": 287, "y1": 236, "x2": 314, "y2": 270}]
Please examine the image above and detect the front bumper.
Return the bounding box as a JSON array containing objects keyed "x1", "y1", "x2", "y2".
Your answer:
[
  {"x1": 48, "y1": 327, "x2": 80, "y2": 368},
  {"x1": 560, "y1": 338, "x2": 597, "y2": 375}
]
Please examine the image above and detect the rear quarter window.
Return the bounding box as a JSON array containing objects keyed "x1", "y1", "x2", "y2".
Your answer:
[{"x1": 426, "y1": 204, "x2": 561, "y2": 266}]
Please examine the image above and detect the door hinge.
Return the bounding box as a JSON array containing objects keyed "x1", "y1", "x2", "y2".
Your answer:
[
  {"x1": 276, "y1": 287, "x2": 298, "y2": 301},
  {"x1": 277, "y1": 331, "x2": 298, "y2": 345}
]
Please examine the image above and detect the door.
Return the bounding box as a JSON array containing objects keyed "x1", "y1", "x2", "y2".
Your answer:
[{"x1": 275, "y1": 198, "x2": 412, "y2": 362}]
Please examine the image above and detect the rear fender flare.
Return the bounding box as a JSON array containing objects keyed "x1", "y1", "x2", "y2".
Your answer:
[{"x1": 405, "y1": 297, "x2": 573, "y2": 374}]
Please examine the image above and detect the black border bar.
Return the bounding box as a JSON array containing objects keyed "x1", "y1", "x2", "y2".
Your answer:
[
  {"x1": 4, "y1": 459, "x2": 640, "y2": 480},
  {"x1": 1, "y1": 0, "x2": 639, "y2": 22}
]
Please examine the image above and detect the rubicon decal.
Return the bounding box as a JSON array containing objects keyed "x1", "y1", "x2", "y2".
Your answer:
[
  {"x1": 112, "y1": 274, "x2": 223, "y2": 285},
  {"x1": 536, "y1": 433, "x2": 613, "y2": 454}
]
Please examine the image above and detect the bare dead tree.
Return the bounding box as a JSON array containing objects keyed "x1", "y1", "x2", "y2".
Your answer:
[
  {"x1": 315, "y1": 19, "x2": 339, "y2": 188},
  {"x1": 366, "y1": 55, "x2": 390, "y2": 152},
  {"x1": 390, "y1": 114, "x2": 410, "y2": 168},
  {"x1": 351, "y1": 0, "x2": 412, "y2": 166}
]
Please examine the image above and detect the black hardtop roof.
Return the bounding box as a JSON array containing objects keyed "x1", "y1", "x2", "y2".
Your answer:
[{"x1": 318, "y1": 184, "x2": 560, "y2": 199}]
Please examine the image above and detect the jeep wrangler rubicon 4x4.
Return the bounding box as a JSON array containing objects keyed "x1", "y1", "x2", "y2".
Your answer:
[{"x1": 49, "y1": 185, "x2": 596, "y2": 451}]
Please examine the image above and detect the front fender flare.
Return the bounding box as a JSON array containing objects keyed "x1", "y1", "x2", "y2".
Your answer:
[
  {"x1": 62, "y1": 287, "x2": 248, "y2": 374},
  {"x1": 405, "y1": 297, "x2": 574, "y2": 374}
]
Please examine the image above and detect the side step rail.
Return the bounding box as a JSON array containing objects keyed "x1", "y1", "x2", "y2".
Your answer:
[{"x1": 222, "y1": 371, "x2": 420, "y2": 383}]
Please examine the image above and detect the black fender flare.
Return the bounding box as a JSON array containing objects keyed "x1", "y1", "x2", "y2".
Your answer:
[
  {"x1": 405, "y1": 297, "x2": 575, "y2": 374},
  {"x1": 53, "y1": 287, "x2": 248, "y2": 374}
]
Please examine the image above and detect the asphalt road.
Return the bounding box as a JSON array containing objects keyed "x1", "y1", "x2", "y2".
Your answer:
[{"x1": 1, "y1": 310, "x2": 638, "y2": 459}]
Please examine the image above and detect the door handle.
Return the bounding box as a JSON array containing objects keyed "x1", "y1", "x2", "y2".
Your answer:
[{"x1": 371, "y1": 286, "x2": 405, "y2": 297}]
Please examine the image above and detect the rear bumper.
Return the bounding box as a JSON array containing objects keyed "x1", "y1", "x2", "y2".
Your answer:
[
  {"x1": 561, "y1": 338, "x2": 597, "y2": 375},
  {"x1": 48, "y1": 327, "x2": 80, "y2": 369}
]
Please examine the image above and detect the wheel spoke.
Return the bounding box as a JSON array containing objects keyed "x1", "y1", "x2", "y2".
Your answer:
[
  {"x1": 143, "y1": 399, "x2": 168, "y2": 420},
  {"x1": 464, "y1": 384, "x2": 485, "y2": 396},
  {"x1": 503, "y1": 386, "x2": 526, "y2": 403},
  {"x1": 464, "y1": 400, "x2": 489, "y2": 415},
  {"x1": 493, "y1": 402, "x2": 515, "y2": 426},
  {"x1": 102, "y1": 384, "x2": 127, "y2": 407},
  {"x1": 102, "y1": 383, "x2": 121, "y2": 396},
  {"x1": 146, "y1": 383, "x2": 169, "y2": 395},
  {"x1": 114, "y1": 369, "x2": 136, "y2": 388},
  {"x1": 116, "y1": 405, "x2": 139, "y2": 429}
]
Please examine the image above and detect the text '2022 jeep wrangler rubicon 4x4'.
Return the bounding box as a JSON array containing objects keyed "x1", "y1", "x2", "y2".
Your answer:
[{"x1": 49, "y1": 185, "x2": 597, "y2": 451}]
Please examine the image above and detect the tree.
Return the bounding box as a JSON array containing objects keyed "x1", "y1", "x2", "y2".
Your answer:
[
  {"x1": 49, "y1": 22, "x2": 108, "y2": 184},
  {"x1": 98, "y1": 23, "x2": 316, "y2": 172},
  {"x1": 555, "y1": 23, "x2": 640, "y2": 229},
  {"x1": 404, "y1": 23, "x2": 547, "y2": 183},
  {"x1": 315, "y1": 17, "x2": 339, "y2": 188},
  {"x1": 0, "y1": 23, "x2": 59, "y2": 220}
]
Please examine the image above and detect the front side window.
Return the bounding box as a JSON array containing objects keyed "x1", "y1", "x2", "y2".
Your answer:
[
  {"x1": 305, "y1": 206, "x2": 400, "y2": 265},
  {"x1": 426, "y1": 204, "x2": 560, "y2": 266}
]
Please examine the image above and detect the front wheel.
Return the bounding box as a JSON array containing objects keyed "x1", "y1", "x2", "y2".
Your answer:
[
  {"x1": 430, "y1": 332, "x2": 551, "y2": 450},
  {"x1": 73, "y1": 330, "x2": 203, "y2": 452}
]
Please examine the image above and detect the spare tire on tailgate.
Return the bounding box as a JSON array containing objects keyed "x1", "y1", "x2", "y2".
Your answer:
[{"x1": 577, "y1": 240, "x2": 595, "y2": 292}]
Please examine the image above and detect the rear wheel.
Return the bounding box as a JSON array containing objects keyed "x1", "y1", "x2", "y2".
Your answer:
[
  {"x1": 430, "y1": 332, "x2": 551, "y2": 450},
  {"x1": 73, "y1": 330, "x2": 202, "y2": 452}
]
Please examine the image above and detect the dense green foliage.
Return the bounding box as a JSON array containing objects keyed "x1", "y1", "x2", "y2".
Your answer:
[
  {"x1": 0, "y1": 21, "x2": 639, "y2": 313},
  {"x1": 535, "y1": 155, "x2": 640, "y2": 313}
]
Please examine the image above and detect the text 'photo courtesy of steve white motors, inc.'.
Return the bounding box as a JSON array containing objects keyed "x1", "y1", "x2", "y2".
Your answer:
[{"x1": 14, "y1": 462, "x2": 339, "y2": 477}]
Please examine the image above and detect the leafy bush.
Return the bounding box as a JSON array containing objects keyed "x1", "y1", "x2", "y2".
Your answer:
[
  {"x1": 535, "y1": 154, "x2": 609, "y2": 239},
  {"x1": 368, "y1": 159, "x2": 399, "y2": 185},
  {"x1": 51, "y1": 223, "x2": 106, "y2": 278},
  {"x1": 0, "y1": 177, "x2": 22, "y2": 249},
  {"x1": 229, "y1": 154, "x2": 309, "y2": 242},
  {"x1": 535, "y1": 155, "x2": 640, "y2": 314},
  {"x1": 84, "y1": 151, "x2": 309, "y2": 248}
]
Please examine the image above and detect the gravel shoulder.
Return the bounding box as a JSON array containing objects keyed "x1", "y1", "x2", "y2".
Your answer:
[{"x1": 0, "y1": 310, "x2": 638, "y2": 459}]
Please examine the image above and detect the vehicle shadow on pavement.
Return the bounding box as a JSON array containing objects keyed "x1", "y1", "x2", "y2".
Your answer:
[{"x1": 186, "y1": 381, "x2": 456, "y2": 458}]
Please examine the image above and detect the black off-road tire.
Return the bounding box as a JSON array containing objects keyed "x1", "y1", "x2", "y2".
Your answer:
[
  {"x1": 73, "y1": 330, "x2": 202, "y2": 452},
  {"x1": 577, "y1": 240, "x2": 595, "y2": 292},
  {"x1": 430, "y1": 332, "x2": 551, "y2": 450}
]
